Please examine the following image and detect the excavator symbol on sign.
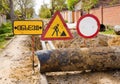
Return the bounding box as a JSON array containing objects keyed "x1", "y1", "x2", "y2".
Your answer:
[{"x1": 52, "y1": 24, "x2": 66, "y2": 36}]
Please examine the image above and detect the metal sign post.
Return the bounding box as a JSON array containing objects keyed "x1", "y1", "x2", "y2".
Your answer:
[
  {"x1": 31, "y1": 35, "x2": 35, "y2": 71},
  {"x1": 83, "y1": 39, "x2": 87, "y2": 47},
  {"x1": 13, "y1": 20, "x2": 43, "y2": 72}
]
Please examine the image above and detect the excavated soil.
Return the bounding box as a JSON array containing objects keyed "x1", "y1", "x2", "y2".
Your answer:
[
  {"x1": 53, "y1": 32, "x2": 120, "y2": 48},
  {"x1": 47, "y1": 70, "x2": 120, "y2": 84},
  {"x1": 0, "y1": 32, "x2": 120, "y2": 84},
  {"x1": 47, "y1": 32, "x2": 120, "y2": 84},
  {"x1": 108, "y1": 36, "x2": 120, "y2": 46}
]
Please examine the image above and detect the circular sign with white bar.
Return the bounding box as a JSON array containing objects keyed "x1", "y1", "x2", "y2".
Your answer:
[{"x1": 77, "y1": 14, "x2": 100, "y2": 38}]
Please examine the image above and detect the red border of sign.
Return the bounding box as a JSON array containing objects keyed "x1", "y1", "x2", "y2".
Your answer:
[
  {"x1": 77, "y1": 14, "x2": 100, "y2": 38},
  {"x1": 41, "y1": 11, "x2": 73, "y2": 40}
]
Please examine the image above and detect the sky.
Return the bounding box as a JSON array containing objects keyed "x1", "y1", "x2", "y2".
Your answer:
[{"x1": 34, "y1": 0, "x2": 51, "y2": 15}]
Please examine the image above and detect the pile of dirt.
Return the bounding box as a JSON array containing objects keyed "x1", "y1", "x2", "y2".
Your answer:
[
  {"x1": 50, "y1": 32, "x2": 120, "y2": 84},
  {"x1": 1, "y1": 33, "x2": 119, "y2": 84},
  {"x1": 108, "y1": 36, "x2": 120, "y2": 46},
  {"x1": 47, "y1": 70, "x2": 120, "y2": 84},
  {"x1": 53, "y1": 32, "x2": 111, "y2": 48}
]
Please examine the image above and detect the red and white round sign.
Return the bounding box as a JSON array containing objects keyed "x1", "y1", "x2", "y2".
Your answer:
[{"x1": 77, "y1": 14, "x2": 100, "y2": 38}]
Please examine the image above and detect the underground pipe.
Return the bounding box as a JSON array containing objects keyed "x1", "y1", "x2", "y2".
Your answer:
[
  {"x1": 48, "y1": 41, "x2": 56, "y2": 50},
  {"x1": 41, "y1": 41, "x2": 47, "y2": 50},
  {"x1": 36, "y1": 46, "x2": 120, "y2": 73}
]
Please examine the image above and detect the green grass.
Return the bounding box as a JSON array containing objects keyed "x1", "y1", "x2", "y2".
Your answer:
[
  {"x1": 0, "y1": 22, "x2": 13, "y2": 48},
  {"x1": 100, "y1": 29, "x2": 115, "y2": 35},
  {"x1": 0, "y1": 41, "x2": 7, "y2": 48}
]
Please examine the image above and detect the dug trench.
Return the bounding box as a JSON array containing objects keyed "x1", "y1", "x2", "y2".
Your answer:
[{"x1": 36, "y1": 31, "x2": 120, "y2": 84}]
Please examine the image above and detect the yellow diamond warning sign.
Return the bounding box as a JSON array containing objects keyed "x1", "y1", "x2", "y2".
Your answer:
[
  {"x1": 13, "y1": 20, "x2": 43, "y2": 35},
  {"x1": 41, "y1": 11, "x2": 73, "y2": 40}
]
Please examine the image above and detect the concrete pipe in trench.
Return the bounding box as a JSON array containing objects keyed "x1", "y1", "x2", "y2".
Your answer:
[{"x1": 36, "y1": 46, "x2": 120, "y2": 73}]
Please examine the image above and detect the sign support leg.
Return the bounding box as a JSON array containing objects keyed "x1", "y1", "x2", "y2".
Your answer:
[
  {"x1": 83, "y1": 39, "x2": 87, "y2": 47},
  {"x1": 31, "y1": 35, "x2": 35, "y2": 71}
]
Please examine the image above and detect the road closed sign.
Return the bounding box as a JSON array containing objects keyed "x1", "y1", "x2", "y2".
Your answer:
[
  {"x1": 13, "y1": 20, "x2": 43, "y2": 35},
  {"x1": 77, "y1": 14, "x2": 100, "y2": 38}
]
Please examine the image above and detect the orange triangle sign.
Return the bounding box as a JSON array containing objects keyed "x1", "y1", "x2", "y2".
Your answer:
[{"x1": 41, "y1": 11, "x2": 73, "y2": 40}]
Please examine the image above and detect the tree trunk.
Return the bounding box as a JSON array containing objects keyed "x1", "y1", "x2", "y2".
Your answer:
[
  {"x1": 36, "y1": 47, "x2": 120, "y2": 73},
  {"x1": 9, "y1": 0, "x2": 15, "y2": 22}
]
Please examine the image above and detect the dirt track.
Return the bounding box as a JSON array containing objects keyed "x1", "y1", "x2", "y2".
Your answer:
[{"x1": 0, "y1": 35, "x2": 40, "y2": 84}]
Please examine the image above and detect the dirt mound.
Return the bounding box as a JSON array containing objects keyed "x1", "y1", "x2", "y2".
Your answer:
[
  {"x1": 54, "y1": 32, "x2": 110, "y2": 48},
  {"x1": 47, "y1": 70, "x2": 120, "y2": 84},
  {"x1": 108, "y1": 36, "x2": 120, "y2": 46},
  {"x1": 48, "y1": 33, "x2": 120, "y2": 84}
]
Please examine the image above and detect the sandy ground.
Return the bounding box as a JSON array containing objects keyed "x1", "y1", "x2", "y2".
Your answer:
[
  {"x1": 0, "y1": 34, "x2": 120, "y2": 84},
  {"x1": 46, "y1": 70, "x2": 120, "y2": 84},
  {"x1": 0, "y1": 35, "x2": 40, "y2": 84}
]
